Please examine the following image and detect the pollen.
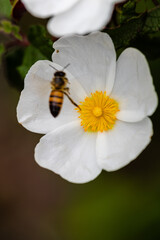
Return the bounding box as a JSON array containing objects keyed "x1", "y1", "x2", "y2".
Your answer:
[
  {"x1": 76, "y1": 91, "x2": 119, "y2": 132},
  {"x1": 92, "y1": 107, "x2": 102, "y2": 117}
]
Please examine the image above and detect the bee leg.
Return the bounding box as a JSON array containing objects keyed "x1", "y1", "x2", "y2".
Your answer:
[
  {"x1": 64, "y1": 87, "x2": 70, "y2": 94},
  {"x1": 63, "y1": 91, "x2": 81, "y2": 110},
  {"x1": 64, "y1": 78, "x2": 70, "y2": 84},
  {"x1": 50, "y1": 84, "x2": 55, "y2": 90}
]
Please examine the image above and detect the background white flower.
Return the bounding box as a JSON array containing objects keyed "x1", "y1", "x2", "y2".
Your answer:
[
  {"x1": 21, "y1": 0, "x2": 124, "y2": 37},
  {"x1": 17, "y1": 32, "x2": 158, "y2": 183}
]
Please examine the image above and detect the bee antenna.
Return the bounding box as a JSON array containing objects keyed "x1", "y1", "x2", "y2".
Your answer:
[
  {"x1": 62, "y1": 63, "x2": 70, "y2": 71},
  {"x1": 49, "y1": 64, "x2": 58, "y2": 71}
]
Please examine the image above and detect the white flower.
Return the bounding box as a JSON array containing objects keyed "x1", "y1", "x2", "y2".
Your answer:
[
  {"x1": 17, "y1": 32, "x2": 158, "y2": 183},
  {"x1": 21, "y1": 0, "x2": 124, "y2": 37}
]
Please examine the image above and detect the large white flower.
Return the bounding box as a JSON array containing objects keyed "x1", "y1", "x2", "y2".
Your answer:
[
  {"x1": 17, "y1": 32, "x2": 158, "y2": 183},
  {"x1": 21, "y1": 0, "x2": 124, "y2": 37}
]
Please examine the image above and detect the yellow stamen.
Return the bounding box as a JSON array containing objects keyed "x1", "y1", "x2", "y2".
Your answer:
[
  {"x1": 92, "y1": 107, "x2": 102, "y2": 117},
  {"x1": 76, "y1": 91, "x2": 119, "y2": 132}
]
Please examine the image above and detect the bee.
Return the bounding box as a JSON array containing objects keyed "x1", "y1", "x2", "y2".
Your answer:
[{"x1": 49, "y1": 64, "x2": 80, "y2": 117}]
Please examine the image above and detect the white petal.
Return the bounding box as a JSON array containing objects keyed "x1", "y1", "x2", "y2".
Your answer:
[
  {"x1": 47, "y1": 0, "x2": 120, "y2": 36},
  {"x1": 52, "y1": 32, "x2": 116, "y2": 95},
  {"x1": 35, "y1": 121, "x2": 101, "y2": 183},
  {"x1": 96, "y1": 118, "x2": 153, "y2": 171},
  {"x1": 17, "y1": 60, "x2": 84, "y2": 134},
  {"x1": 111, "y1": 48, "x2": 158, "y2": 122},
  {"x1": 21, "y1": 0, "x2": 79, "y2": 18}
]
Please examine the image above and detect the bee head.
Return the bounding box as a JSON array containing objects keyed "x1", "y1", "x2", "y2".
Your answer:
[{"x1": 54, "y1": 71, "x2": 66, "y2": 77}]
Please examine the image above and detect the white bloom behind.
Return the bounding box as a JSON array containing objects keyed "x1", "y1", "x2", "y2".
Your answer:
[{"x1": 21, "y1": 0, "x2": 124, "y2": 37}]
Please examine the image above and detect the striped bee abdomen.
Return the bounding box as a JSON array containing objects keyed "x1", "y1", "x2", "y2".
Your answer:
[{"x1": 49, "y1": 90, "x2": 64, "y2": 117}]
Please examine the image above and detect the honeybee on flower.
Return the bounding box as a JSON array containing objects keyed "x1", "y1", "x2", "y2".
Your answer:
[{"x1": 17, "y1": 32, "x2": 158, "y2": 183}]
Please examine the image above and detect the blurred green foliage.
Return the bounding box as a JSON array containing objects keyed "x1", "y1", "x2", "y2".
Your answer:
[
  {"x1": 28, "y1": 25, "x2": 53, "y2": 60},
  {"x1": 0, "y1": 0, "x2": 160, "y2": 90},
  {"x1": 0, "y1": 0, "x2": 12, "y2": 18},
  {"x1": 4, "y1": 47, "x2": 25, "y2": 90},
  {"x1": 53, "y1": 169, "x2": 160, "y2": 240},
  {"x1": 106, "y1": 15, "x2": 144, "y2": 50},
  {"x1": 17, "y1": 44, "x2": 47, "y2": 80},
  {"x1": 0, "y1": 20, "x2": 22, "y2": 40},
  {"x1": 143, "y1": 6, "x2": 160, "y2": 32},
  {"x1": 0, "y1": 43, "x2": 5, "y2": 63},
  {"x1": 106, "y1": 1, "x2": 160, "y2": 50},
  {"x1": 3, "y1": 24, "x2": 53, "y2": 90}
]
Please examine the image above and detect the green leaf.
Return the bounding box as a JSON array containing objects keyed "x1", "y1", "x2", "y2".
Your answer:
[
  {"x1": 105, "y1": 15, "x2": 145, "y2": 49},
  {"x1": 136, "y1": 0, "x2": 147, "y2": 13},
  {"x1": 17, "y1": 44, "x2": 47, "y2": 80},
  {"x1": 143, "y1": 6, "x2": 160, "y2": 33},
  {"x1": 136, "y1": 0, "x2": 159, "y2": 13},
  {"x1": 4, "y1": 44, "x2": 47, "y2": 91},
  {"x1": 0, "y1": 43, "x2": 5, "y2": 63},
  {"x1": 105, "y1": 3, "x2": 160, "y2": 50},
  {"x1": 0, "y1": 20, "x2": 22, "y2": 40},
  {"x1": 12, "y1": 25, "x2": 22, "y2": 40},
  {"x1": 0, "y1": 0, "x2": 12, "y2": 17},
  {"x1": 3, "y1": 25, "x2": 53, "y2": 91},
  {"x1": 145, "y1": 0, "x2": 158, "y2": 10},
  {"x1": 0, "y1": 20, "x2": 12, "y2": 33},
  {"x1": 116, "y1": 0, "x2": 137, "y2": 25},
  {"x1": 4, "y1": 47, "x2": 25, "y2": 90},
  {"x1": 28, "y1": 25, "x2": 53, "y2": 60}
]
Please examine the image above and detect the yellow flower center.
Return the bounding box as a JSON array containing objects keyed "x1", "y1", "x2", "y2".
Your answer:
[
  {"x1": 76, "y1": 91, "x2": 119, "y2": 132},
  {"x1": 92, "y1": 107, "x2": 102, "y2": 117}
]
